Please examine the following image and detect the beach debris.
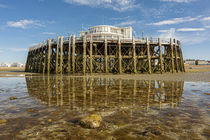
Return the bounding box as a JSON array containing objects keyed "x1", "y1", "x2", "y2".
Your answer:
[
  {"x1": 0, "y1": 119, "x2": 7, "y2": 124},
  {"x1": 80, "y1": 114, "x2": 102, "y2": 129},
  {"x1": 9, "y1": 96, "x2": 17, "y2": 100}
]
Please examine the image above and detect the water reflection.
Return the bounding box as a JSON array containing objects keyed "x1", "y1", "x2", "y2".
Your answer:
[{"x1": 25, "y1": 75, "x2": 184, "y2": 112}]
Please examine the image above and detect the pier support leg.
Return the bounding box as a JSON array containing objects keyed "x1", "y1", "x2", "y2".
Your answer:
[
  {"x1": 105, "y1": 37, "x2": 108, "y2": 73},
  {"x1": 118, "y1": 37, "x2": 122, "y2": 74},
  {"x1": 133, "y1": 37, "x2": 137, "y2": 73},
  {"x1": 83, "y1": 36, "x2": 87, "y2": 74},
  {"x1": 178, "y1": 41, "x2": 185, "y2": 72},
  {"x1": 158, "y1": 38, "x2": 163, "y2": 73},
  {"x1": 174, "y1": 39, "x2": 179, "y2": 72},
  {"x1": 90, "y1": 37, "x2": 93, "y2": 74},
  {"x1": 60, "y1": 36, "x2": 64, "y2": 73},
  {"x1": 43, "y1": 40, "x2": 46, "y2": 73},
  {"x1": 170, "y1": 38, "x2": 175, "y2": 73},
  {"x1": 56, "y1": 36, "x2": 60, "y2": 74},
  {"x1": 146, "y1": 37, "x2": 152, "y2": 74},
  {"x1": 68, "y1": 36, "x2": 72, "y2": 73},
  {"x1": 47, "y1": 39, "x2": 52, "y2": 74},
  {"x1": 72, "y1": 35, "x2": 76, "y2": 73}
]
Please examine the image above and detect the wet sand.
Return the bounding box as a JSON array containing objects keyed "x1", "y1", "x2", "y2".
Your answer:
[
  {"x1": 0, "y1": 71, "x2": 210, "y2": 82},
  {"x1": 0, "y1": 69, "x2": 210, "y2": 139}
]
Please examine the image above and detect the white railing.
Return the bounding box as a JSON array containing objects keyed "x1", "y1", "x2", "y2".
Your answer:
[{"x1": 28, "y1": 36, "x2": 176, "y2": 51}]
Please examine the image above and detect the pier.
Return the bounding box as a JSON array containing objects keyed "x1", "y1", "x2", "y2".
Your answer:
[{"x1": 25, "y1": 35, "x2": 185, "y2": 74}]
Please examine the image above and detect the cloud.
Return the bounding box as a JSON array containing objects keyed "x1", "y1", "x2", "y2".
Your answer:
[
  {"x1": 115, "y1": 20, "x2": 136, "y2": 26},
  {"x1": 42, "y1": 32, "x2": 56, "y2": 35},
  {"x1": 149, "y1": 16, "x2": 201, "y2": 26},
  {"x1": 64, "y1": 0, "x2": 138, "y2": 12},
  {"x1": 10, "y1": 48, "x2": 28, "y2": 52},
  {"x1": 157, "y1": 28, "x2": 210, "y2": 45},
  {"x1": 202, "y1": 17, "x2": 210, "y2": 21},
  {"x1": 7, "y1": 19, "x2": 44, "y2": 29},
  {"x1": 160, "y1": 0, "x2": 195, "y2": 3},
  {"x1": 205, "y1": 25, "x2": 210, "y2": 28},
  {"x1": 110, "y1": 16, "x2": 131, "y2": 21},
  {"x1": 158, "y1": 28, "x2": 176, "y2": 39},
  {"x1": 0, "y1": 4, "x2": 8, "y2": 8},
  {"x1": 177, "y1": 28, "x2": 205, "y2": 32}
]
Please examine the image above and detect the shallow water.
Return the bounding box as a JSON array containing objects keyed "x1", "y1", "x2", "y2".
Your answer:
[{"x1": 0, "y1": 75, "x2": 209, "y2": 139}]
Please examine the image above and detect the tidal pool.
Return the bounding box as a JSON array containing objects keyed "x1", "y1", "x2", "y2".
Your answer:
[{"x1": 0, "y1": 75, "x2": 209, "y2": 139}]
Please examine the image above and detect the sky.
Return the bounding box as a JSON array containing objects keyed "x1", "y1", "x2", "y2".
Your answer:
[{"x1": 0, "y1": 0, "x2": 210, "y2": 64}]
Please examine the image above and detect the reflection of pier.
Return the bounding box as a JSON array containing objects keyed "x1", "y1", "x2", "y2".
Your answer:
[{"x1": 25, "y1": 76, "x2": 184, "y2": 111}]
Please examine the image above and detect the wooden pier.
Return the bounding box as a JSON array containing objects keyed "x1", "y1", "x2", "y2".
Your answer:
[{"x1": 25, "y1": 36, "x2": 185, "y2": 74}]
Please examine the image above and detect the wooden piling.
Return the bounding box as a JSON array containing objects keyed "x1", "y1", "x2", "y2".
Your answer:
[
  {"x1": 47, "y1": 39, "x2": 52, "y2": 74},
  {"x1": 43, "y1": 40, "x2": 46, "y2": 73},
  {"x1": 133, "y1": 37, "x2": 137, "y2": 74},
  {"x1": 146, "y1": 37, "x2": 152, "y2": 74},
  {"x1": 90, "y1": 36, "x2": 93, "y2": 74},
  {"x1": 170, "y1": 38, "x2": 175, "y2": 73},
  {"x1": 158, "y1": 38, "x2": 163, "y2": 73},
  {"x1": 38, "y1": 42, "x2": 42, "y2": 73},
  {"x1": 60, "y1": 36, "x2": 64, "y2": 73},
  {"x1": 55, "y1": 36, "x2": 60, "y2": 74},
  {"x1": 68, "y1": 36, "x2": 72, "y2": 73},
  {"x1": 178, "y1": 41, "x2": 185, "y2": 72},
  {"x1": 104, "y1": 37, "x2": 108, "y2": 73},
  {"x1": 72, "y1": 35, "x2": 76, "y2": 73},
  {"x1": 174, "y1": 39, "x2": 179, "y2": 72},
  {"x1": 118, "y1": 37, "x2": 122, "y2": 74},
  {"x1": 83, "y1": 36, "x2": 87, "y2": 74}
]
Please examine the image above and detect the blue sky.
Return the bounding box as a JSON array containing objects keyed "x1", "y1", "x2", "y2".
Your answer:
[{"x1": 0, "y1": 0, "x2": 210, "y2": 63}]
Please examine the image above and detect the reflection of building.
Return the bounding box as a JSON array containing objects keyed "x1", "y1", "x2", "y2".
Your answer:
[
  {"x1": 80, "y1": 25, "x2": 132, "y2": 39},
  {"x1": 25, "y1": 76, "x2": 184, "y2": 111}
]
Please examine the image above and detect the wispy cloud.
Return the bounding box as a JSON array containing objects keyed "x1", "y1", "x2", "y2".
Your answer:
[
  {"x1": 160, "y1": 0, "x2": 195, "y2": 3},
  {"x1": 115, "y1": 20, "x2": 136, "y2": 26},
  {"x1": 0, "y1": 4, "x2": 8, "y2": 8},
  {"x1": 149, "y1": 16, "x2": 201, "y2": 26},
  {"x1": 42, "y1": 32, "x2": 56, "y2": 35},
  {"x1": 7, "y1": 19, "x2": 44, "y2": 29},
  {"x1": 110, "y1": 16, "x2": 131, "y2": 21},
  {"x1": 10, "y1": 48, "x2": 28, "y2": 52},
  {"x1": 202, "y1": 17, "x2": 210, "y2": 21},
  {"x1": 64, "y1": 0, "x2": 138, "y2": 12},
  {"x1": 177, "y1": 28, "x2": 205, "y2": 32}
]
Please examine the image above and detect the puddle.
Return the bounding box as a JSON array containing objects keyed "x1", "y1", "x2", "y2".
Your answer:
[{"x1": 0, "y1": 75, "x2": 209, "y2": 139}]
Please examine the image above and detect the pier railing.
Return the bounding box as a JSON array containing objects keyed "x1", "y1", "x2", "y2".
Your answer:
[{"x1": 29, "y1": 36, "x2": 171, "y2": 50}]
